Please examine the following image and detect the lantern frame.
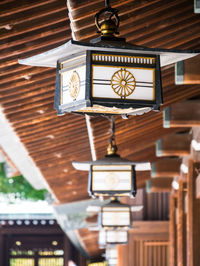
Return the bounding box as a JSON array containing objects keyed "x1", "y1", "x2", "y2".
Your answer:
[{"x1": 54, "y1": 48, "x2": 163, "y2": 116}]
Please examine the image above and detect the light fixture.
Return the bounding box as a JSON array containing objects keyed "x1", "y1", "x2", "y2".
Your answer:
[
  {"x1": 105, "y1": 245, "x2": 118, "y2": 266},
  {"x1": 99, "y1": 229, "x2": 128, "y2": 247},
  {"x1": 19, "y1": 1, "x2": 199, "y2": 117},
  {"x1": 99, "y1": 198, "x2": 132, "y2": 229},
  {"x1": 73, "y1": 117, "x2": 138, "y2": 197}
]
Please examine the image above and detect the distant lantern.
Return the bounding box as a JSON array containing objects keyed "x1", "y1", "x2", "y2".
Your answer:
[
  {"x1": 99, "y1": 199, "x2": 132, "y2": 229},
  {"x1": 99, "y1": 229, "x2": 128, "y2": 247},
  {"x1": 72, "y1": 130, "x2": 137, "y2": 197},
  {"x1": 105, "y1": 245, "x2": 118, "y2": 266},
  {"x1": 72, "y1": 117, "x2": 151, "y2": 198},
  {"x1": 19, "y1": 1, "x2": 199, "y2": 117}
]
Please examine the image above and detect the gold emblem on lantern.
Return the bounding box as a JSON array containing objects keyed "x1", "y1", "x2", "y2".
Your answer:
[
  {"x1": 104, "y1": 173, "x2": 120, "y2": 189},
  {"x1": 69, "y1": 71, "x2": 80, "y2": 100},
  {"x1": 111, "y1": 68, "x2": 136, "y2": 99}
]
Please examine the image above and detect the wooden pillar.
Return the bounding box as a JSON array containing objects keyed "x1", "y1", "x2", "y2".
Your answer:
[
  {"x1": 64, "y1": 235, "x2": 71, "y2": 266},
  {"x1": 187, "y1": 160, "x2": 200, "y2": 266},
  {"x1": 169, "y1": 194, "x2": 177, "y2": 266},
  {"x1": 177, "y1": 180, "x2": 186, "y2": 266}
]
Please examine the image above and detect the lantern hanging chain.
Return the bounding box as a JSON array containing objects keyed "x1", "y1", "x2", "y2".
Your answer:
[
  {"x1": 105, "y1": 0, "x2": 110, "y2": 8},
  {"x1": 110, "y1": 116, "x2": 115, "y2": 143}
]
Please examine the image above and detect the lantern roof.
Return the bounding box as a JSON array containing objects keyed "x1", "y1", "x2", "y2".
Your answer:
[
  {"x1": 102, "y1": 198, "x2": 130, "y2": 209},
  {"x1": 72, "y1": 153, "x2": 151, "y2": 171},
  {"x1": 18, "y1": 38, "x2": 199, "y2": 68}
]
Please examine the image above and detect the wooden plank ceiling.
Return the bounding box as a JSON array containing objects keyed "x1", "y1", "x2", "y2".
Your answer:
[
  {"x1": 1, "y1": 0, "x2": 200, "y2": 257},
  {"x1": 1, "y1": 0, "x2": 200, "y2": 201}
]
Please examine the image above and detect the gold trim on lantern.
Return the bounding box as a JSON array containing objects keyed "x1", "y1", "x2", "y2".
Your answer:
[{"x1": 92, "y1": 53, "x2": 156, "y2": 64}]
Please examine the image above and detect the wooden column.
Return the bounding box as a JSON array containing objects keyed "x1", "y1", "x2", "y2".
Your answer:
[
  {"x1": 63, "y1": 235, "x2": 72, "y2": 266},
  {"x1": 187, "y1": 160, "x2": 200, "y2": 266},
  {"x1": 177, "y1": 180, "x2": 186, "y2": 266},
  {"x1": 169, "y1": 194, "x2": 177, "y2": 266}
]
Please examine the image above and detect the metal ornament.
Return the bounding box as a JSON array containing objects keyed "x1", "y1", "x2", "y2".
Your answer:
[
  {"x1": 69, "y1": 71, "x2": 80, "y2": 100},
  {"x1": 111, "y1": 68, "x2": 136, "y2": 99}
]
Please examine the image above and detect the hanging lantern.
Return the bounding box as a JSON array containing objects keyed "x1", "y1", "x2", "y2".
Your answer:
[
  {"x1": 99, "y1": 198, "x2": 132, "y2": 229},
  {"x1": 72, "y1": 117, "x2": 143, "y2": 198},
  {"x1": 105, "y1": 245, "x2": 118, "y2": 266},
  {"x1": 19, "y1": 1, "x2": 199, "y2": 117},
  {"x1": 99, "y1": 229, "x2": 128, "y2": 247}
]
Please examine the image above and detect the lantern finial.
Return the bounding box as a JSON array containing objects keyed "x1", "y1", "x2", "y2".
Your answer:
[{"x1": 95, "y1": 0, "x2": 119, "y2": 37}]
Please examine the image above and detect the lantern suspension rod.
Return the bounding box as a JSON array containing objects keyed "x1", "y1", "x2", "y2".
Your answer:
[
  {"x1": 105, "y1": 0, "x2": 110, "y2": 8},
  {"x1": 110, "y1": 116, "x2": 115, "y2": 143}
]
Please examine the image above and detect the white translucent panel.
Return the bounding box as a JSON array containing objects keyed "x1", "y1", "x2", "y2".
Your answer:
[
  {"x1": 92, "y1": 165, "x2": 131, "y2": 171},
  {"x1": 92, "y1": 171, "x2": 132, "y2": 191},
  {"x1": 92, "y1": 66, "x2": 154, "y2": 100},
  {"x1": 106, "y1": 231, "x2": 128, "y2": 243},
  {"x1": 102, "y1": 211, "x2": 130, "y2": 226},
  {"x1": 98, "y1": 230, "x2": 106, "y2": 246},
  {"x1": 61, "y1": 65, "x2": 86, "y2": 105},
  {"x1": 107, "y1": 259, "x2": 118, "y2": 265}
]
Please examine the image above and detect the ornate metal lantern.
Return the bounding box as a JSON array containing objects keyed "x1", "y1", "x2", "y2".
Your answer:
[
  {"x1": 99, "y1": 229, "x2": 128, "y2": 247},
  {"x1": 99, "y1": 198, "x2": 132, "y2": 229},
  {"x1": 72, "y1": 118, "x2": 140, "y2": 197},
  {"x1": 19, "y1": 1, "x2": 199, "y2": 117},
  {"x1": 73, "y1": 117, "x2": 150, "y2": 198}
]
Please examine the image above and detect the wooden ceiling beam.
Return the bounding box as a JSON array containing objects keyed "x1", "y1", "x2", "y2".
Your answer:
[
  {"x1": 0, "y1": 1, "x2": 68, "y2": 28},
  {"x1": 146, "y1": 178, "x2": 173, "y2": 193},
  {"x1": 164, "y1": 101, "x2": 200, "y2": 128},
  {"x1": 156, "y1": 133, "x2": 191, "y2": 157},
  {"x1": 151, "y1": 158, "x2": 182, "y2": 178},
  {"x1": 175, "y1": 55, "x2": 200, "y2": 85}
]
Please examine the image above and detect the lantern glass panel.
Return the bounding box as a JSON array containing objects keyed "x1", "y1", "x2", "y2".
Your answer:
[
  {"x1": 106, "y1": 230, "x2": 128, "y2": 244},
  {"x1": 102, "y1": 206, "x2": 131, "y2": 227},
  {"x1": 106, "y1": 246, "x2": 118, "y2": 259},
  {"x1": 99, "y1": 230, "x2": 128, "y2": 246},
  {"x1": 92, "y1": 165, "x2": 132, "y2": 192},
  {"x1": 92, "y1": 64, "x2": 155, "y2": 101}
]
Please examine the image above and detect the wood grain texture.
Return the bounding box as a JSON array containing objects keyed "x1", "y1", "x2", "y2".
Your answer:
[
  {"x1": 177, "y1": 181, "x2": 187, "y2": 266},
  {"x1": 169, "y1": 194, "x2": 177, "y2": 266},
  {"x1": 187, "y1": 160, "x2": 200, "y2": 266}
]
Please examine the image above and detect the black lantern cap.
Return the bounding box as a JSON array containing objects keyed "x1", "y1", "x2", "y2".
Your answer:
[{"x1": 101, "y1": 198, "x2": 131, "y2": 209}]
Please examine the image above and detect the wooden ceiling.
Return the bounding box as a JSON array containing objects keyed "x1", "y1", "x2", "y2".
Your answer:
[{"x1": 1, "y1": 0, "x2": 200, "y2": 258}]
